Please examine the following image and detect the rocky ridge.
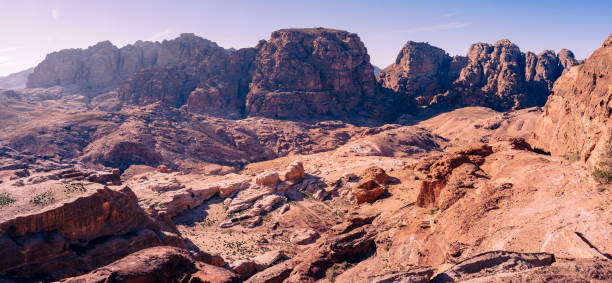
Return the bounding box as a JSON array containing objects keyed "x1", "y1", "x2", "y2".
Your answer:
[{"x1": 380, "y1": 39, "x2": 577, "y2": 110}]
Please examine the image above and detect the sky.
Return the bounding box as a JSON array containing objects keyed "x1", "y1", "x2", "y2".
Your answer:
[{"x1": 0, "y1": 0, "x2": 611, "y2": 76}]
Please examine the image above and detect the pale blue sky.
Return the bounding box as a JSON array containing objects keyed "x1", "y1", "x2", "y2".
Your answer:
[{"x1": 0, "y1": 0, "x2": 610, "y2": 76}]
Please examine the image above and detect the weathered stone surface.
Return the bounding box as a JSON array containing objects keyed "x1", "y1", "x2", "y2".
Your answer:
[
  {"x1": 532, "y1": 33, "x2": 612, "y2": 167},
  {"x1": 245, "y1": 28, "x2": 380, "y2": 120},
  {"x1": 431, "y1": 251, "x2": 554, "y2": 282},
  {"x1": 0, "y1": 186, "x2": 179, "y2": 281},
  {"x1": 351, "y1": 166, "x2": 389, "y2": 204},
  {"x1": 415, "y1": 143, "x2": 493, "y2": 210},
  {"x1": 381, "y1": 39, "x2": 575, "y2": 111},
  {"x1": 378, "y1": 41, "x2": 466, "y2": 106},
  {"x1": 290, "y1": 228, "x2": 319, "y2": 245}
]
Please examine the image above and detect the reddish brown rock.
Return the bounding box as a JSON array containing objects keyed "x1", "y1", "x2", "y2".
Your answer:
[
  {"x1": 532, "y1": 33, "x2": 612, "y2": 168},
  {"x1": 416, "y1": 143, "x2": 493, "y2": 209},
  {"x1": 0, "y1": 186, "x2": 180, "y2": 281},
  {"x1": 245, "y1": 28, "x2": 379, "y2": 120},
  {"x1": 351, "y1": 166, "x2": 389, "y2": 204},
  {"x1": 378, "y1": 41, "x2": 467, "y2": 106}
]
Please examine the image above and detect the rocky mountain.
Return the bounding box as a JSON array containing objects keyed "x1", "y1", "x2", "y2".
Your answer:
[
  {"x1": 0, "y1": 68, "x2": 33, "y2": 90},
  {"x1": 118, "y1": 28, "x2": 402, "y2": 121},
  {"x1": 378, "y1": 41, "x2": 467, "y2": 106},
  {"x1": 380, "y1": 39, "x2": 577, "y2": 110},
  {"x1": 532, "y1": 33, "x2": 611, "y2": 167},
  {"x1": 245, "y1": 28, "x2": 381, "y2": 120},
  {"x1": 26, "y1": 33, "x2": 219, "y2": 93}
]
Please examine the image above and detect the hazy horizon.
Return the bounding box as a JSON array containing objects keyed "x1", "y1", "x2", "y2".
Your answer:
[{"x1": 1, "y1": 0, "x2": 611, "y2": 76}]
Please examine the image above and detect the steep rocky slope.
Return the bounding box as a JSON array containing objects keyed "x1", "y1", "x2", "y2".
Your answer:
[
  {"x1": 532, "y1": 33, "x2": 612, "y2": 168},
  {"x1": 380, "y1": 39, "x2": 577, "y2": 111}
]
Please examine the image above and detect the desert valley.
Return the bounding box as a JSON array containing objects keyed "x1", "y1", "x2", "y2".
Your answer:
[{"x1": 0, "y1": 16, "x2": 610, "y2": 283}]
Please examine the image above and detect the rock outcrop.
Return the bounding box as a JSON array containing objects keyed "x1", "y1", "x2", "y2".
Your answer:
[
  {"x1": 61, "y1": 246, "x2": 239, "y2": 283},
  {"x1": 27, "y1": 34, "x2": 227, "y2": 95},
  {"x1": 351, "y1": 166, "x2": 389, "y2": 204},
  {"x1": 0, "y1": 185, "x2": 181, "y2": 281},
  {"x1": 381, "y1": 39, "x2": 577, "y2": 111},
  {"x1": 532, "y1": 33, "x2": 611, "y2": 167}
]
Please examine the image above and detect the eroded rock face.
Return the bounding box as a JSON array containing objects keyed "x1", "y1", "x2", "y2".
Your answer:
[
  {"x1": 432, "y1": 39, "x2": 575, "y2": 110},
  {"x1": 532, "y1": 33, "x2": 612, "y2": 167},
  {"x1": 27, "y1": 40, "x2": 161, "y2": 91},
  {"x1": 381, "y1": 39, "x2": 576, "y2": 111},
  {"x1": 378, "y1": 41, "x2": 467, "y2": 106},
  {"x1": 245, "y1": 28, "x2": 379, "y2": 120},
  {"x1": 415, "y1": 143, "x2": 493, "y2": 210},
  {"x1": 0, "y1": 186, "x2": 180, "y2": 281}
]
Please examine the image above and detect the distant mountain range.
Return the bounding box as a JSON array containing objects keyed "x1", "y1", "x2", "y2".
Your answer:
[{"x1": 0, "y1": 68, "x2": 33, "y2": 89}]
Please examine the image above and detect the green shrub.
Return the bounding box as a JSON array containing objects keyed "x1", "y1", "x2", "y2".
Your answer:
[
  {"x1": 592, "y1": 138, "x2": 612, "y2": 184},
  {"x1": 561, "y1": 152, "x2": 581, "y2": 162},
  {"x1": 64, "y1": 183, "x2": 87, "y2": 194},
  {"x1": 0, "y1": 192, "x2": 16, "y2": 207},
  {"x1": 30, "y1": 191, "x2": 55, "y2": 206}
]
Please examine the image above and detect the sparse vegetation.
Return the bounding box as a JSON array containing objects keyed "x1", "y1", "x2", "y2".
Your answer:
[
  {"x1": 561, "y1": 152, "x2": 581, "y2": 162},
  {"x1": 64, "y1": 183, "x2": 87, "y2": 194},
  {"x1": 30, "y1": 191, "x2": 55, "y2": 206},
  {"x1": 326, "y1": 261, "x2": 356, "y2": 281},
  {"x1": 0, "y1": 192, "x2": 16, "y2": 207},
  {"x1": 592, "y1": 138, "x2": 612, "y2": 184}
]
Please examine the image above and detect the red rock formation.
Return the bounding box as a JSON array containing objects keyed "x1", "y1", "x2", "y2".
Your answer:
[
  {"x1": 381, "y1": 39, "x2": 576, "y2": 111},
  {"x1": 245, "y1": 28, "x2": 380, "y2": 120},
  {"x1": 415, "y1": 143, "x2": 493, "y2": 210},
  {"x1": 0, "y1": 186, "x2": 181, "y2": 281},
  {"x1": 532, "y1": 33, "x2": 612, "y2": 167},
  {"x1": 378, "y1": 41, "x2": 467, "y2": 106},
  {"x1": 60, "y1": 246, "x2": 240, "y2": 283},
  {"x1": 351, "y1": 166, "x2": 389, "y2": 204}
]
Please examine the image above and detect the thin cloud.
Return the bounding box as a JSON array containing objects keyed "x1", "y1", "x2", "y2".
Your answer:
[
  {"x1": 0, "y1": 46, "x2": 24, "y2": 53},
  {"x1": 52, "y1": 8, "x2": 60, "y2": 20},
  {"x1": 147, "y1": 29, "x2": 172, "y2": 41},
  {"x1": 440, "y1": 12, "x2": 459, "y2": 19},
  {"x1": 0, "y1": 55, "x2": 17, "y2": 66},
  {"x1": 401, "y1": 22, "x2": 469, "y2": 34}
]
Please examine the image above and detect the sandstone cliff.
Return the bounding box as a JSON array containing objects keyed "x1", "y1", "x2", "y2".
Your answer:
[
  {"x1": 26, "y1": 34, "x2": 217, "y2": 93},
  {"x1": 378, "y1": 41, "x2": 467, "y2": 106},
  {"x1": 381, "y1": 39, "x2": 577, "y2": 111},
  {"x1": 245, "y1": 28, "x2": 379, "y2": 120},
  {"x1": 532, "y1": 33, "x2": 611, "y2": 167}
]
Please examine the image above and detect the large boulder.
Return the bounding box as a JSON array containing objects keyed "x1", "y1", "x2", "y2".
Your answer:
[{"x1": 351, "y1": 166, "x2": 389, "y2": 204}]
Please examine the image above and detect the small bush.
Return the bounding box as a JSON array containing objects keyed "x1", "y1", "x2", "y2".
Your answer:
[
  {"x1": 30, "y1": 191, "x2": 55, "y2": 206},
  {"x1": 64, "y1": 183, "x2": 87, "y2": 194},
  {"x1": 592, "y1": 168, "x2": 612, "y2": 184},
  {"x1": 561, "y1": 152, "x2": 581, "y2": 162},
  {"x1": 0, "y1": 192, "x2": 16, "y2": 207},
  {"x1": 592, "y1": 138, "x2": 612, "y2": 184}
]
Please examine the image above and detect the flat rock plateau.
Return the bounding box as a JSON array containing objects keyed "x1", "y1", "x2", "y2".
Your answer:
[{"x1": 0, "y1": 28, "x2": 610, "y2": 283}]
